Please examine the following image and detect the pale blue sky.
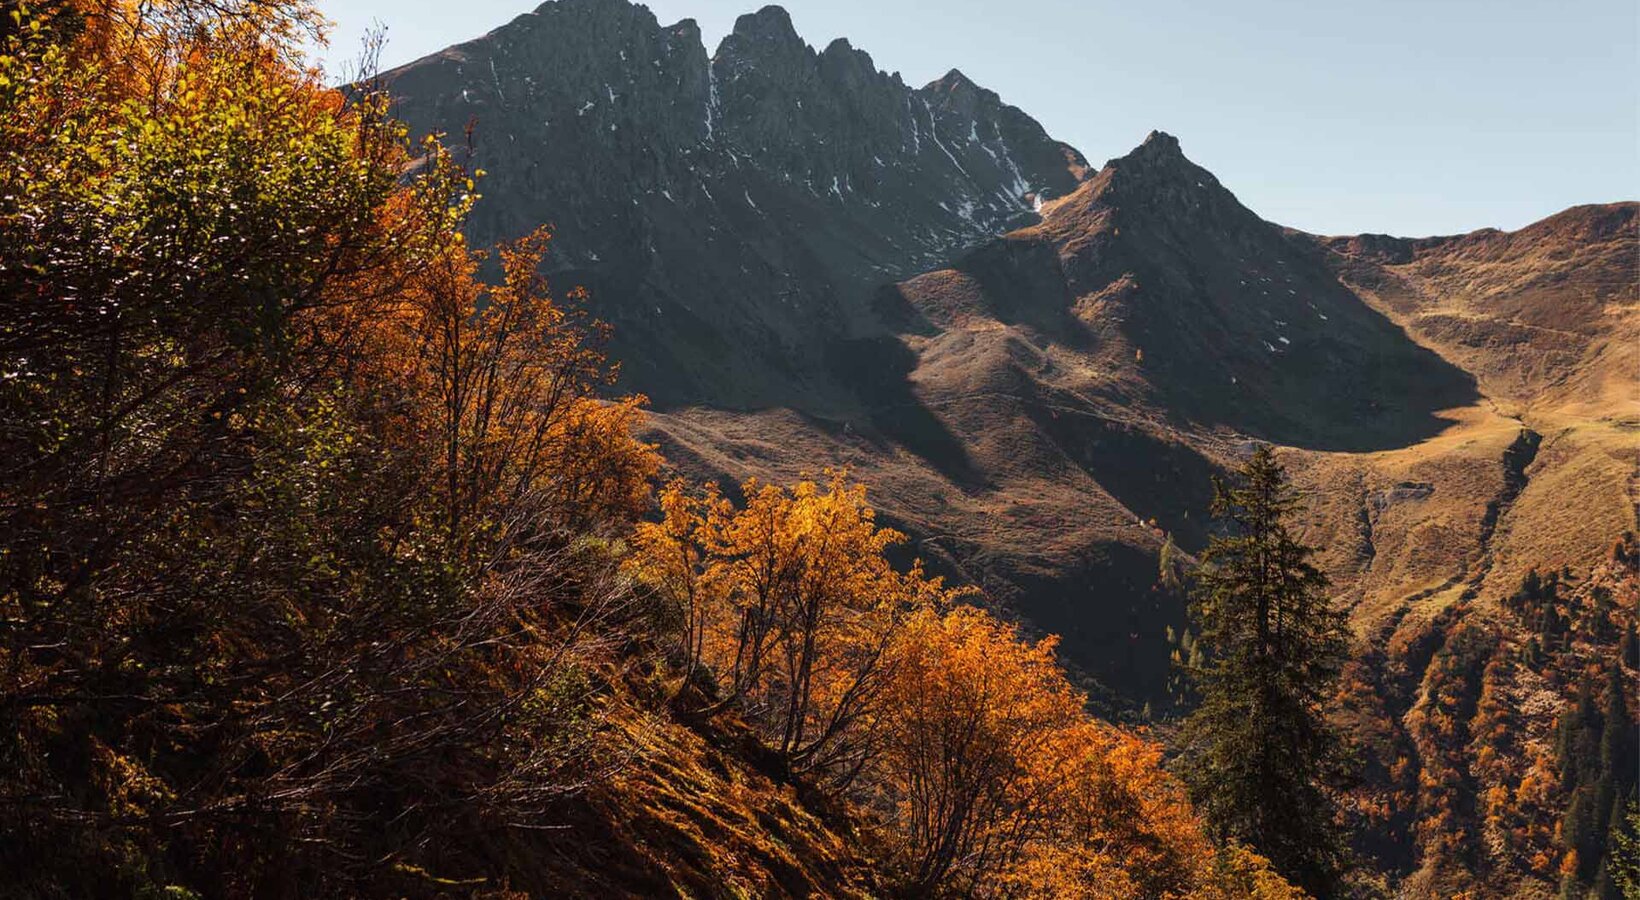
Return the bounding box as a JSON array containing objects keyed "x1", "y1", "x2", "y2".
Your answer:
[{"x1": 312, "y1": 0, "x2": 1637, "y2": 237}]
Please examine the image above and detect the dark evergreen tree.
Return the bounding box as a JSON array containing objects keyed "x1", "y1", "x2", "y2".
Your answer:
[
  {"x1": 1543, "y1": 581, "x2": 1570, "y2": 649},
  {"x1": 1178, "y1": 446, "x2": 1351, "y2": 896},
  {"x1": 1512, "y1": 568, "x2": 1542, "y2": 634},
  {"x1": 1601, "y1": 666, "x2": 1635, "y2": 791},
  {"x1": 1564, "y1": 786, "x2": 1601, "y2": 884},
  {"x1": 1605, "y1": 799, "x2": 1639, "y2": 900},
  {"x1": 1525, "y1": 567, "x2": 1544, "y2": 595},
  {"x1": 1554, "y1": 666, "x2": 1637, "y2": 897},
  {"x1": 1591, "y1": 586, "x2": 1616, "y2": 640},
  {"x1": 1559, "y1": 684, "x2": 1600, "y2": 791}
]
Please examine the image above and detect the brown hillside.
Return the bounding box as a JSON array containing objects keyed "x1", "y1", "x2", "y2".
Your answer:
[{"x1": 1303, "y1": 202, "x2": 1638, "y2": 624}]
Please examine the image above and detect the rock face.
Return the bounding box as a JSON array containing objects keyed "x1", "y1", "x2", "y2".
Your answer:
[{"x1": 381, "y1": 0, "x2": 1088, "y2": 410}]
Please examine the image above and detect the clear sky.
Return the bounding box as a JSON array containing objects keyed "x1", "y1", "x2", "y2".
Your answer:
[{"x1": 311, "y1": 0, "x2": 1637, "y2": 237}]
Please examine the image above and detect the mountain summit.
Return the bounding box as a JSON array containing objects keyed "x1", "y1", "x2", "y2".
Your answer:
[
  {"x1": 1011, "y1": 131, "x2": 1479, "y2": 450},
  {"x1": 382, "y1": 0, "x2": 1088, "y2": 410}
]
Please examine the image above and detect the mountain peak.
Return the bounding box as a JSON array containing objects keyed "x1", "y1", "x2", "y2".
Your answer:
[
  {"x1": 670, "y1": 17, "x2": 703, "y2": 42},
  {"x1": 1118, "y1": 130, "x2": 1190, "y2": 170},
  {"x1": 731, "y1": 5, "x2": 801, "y2": 44},
  {"x1": 924, "y1": 67, "x2": 991, "y2": 100},
  {"x1": 818, "y1": 36, "x2": 878, "y2": 85},
  {"x1": 919, "y1": 67, "x2": 1006, "y2": 120},
  {"x1": 1140, "y1": 129, "x2": 1181, "y2": 153},
  {"x1": 1039, "y1": 129, "x2": 1241, "y2": 238},
  {"x1": 527, "y1": 0, "x2": 652, "y2": 25},
  {"x1": 1092, "y1": 129, "x2": 1212, "y2": 192}
]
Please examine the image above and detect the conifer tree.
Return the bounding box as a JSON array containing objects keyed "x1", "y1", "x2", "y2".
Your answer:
[
  {"x1": 1178, "y1": 446, "x2": 1351, "y2": 896},
  {"x1": 1609, "y1": 800, "x2": 1640, "y2": 900},
  {"x1": 1563, "y1": 786, "x2": 1600, "y2": 886},
  {"x1": 1601, "y1": 665, "x2": 1634, "y2": 790},
  {"x1": 1551, "y1": 666, "x2": 1638, "y2": 897},
  {"x1": 1559, "y1": 684, "x2": 1600, "y2": 790}
]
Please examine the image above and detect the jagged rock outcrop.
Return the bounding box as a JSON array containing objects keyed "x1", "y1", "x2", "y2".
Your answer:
[{"x1": 382, "y1": 0, "x2": 1087, "y2": 410}]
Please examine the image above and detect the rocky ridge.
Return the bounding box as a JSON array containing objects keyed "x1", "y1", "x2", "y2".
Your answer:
[{"x1": 382, "y1": 0, "x2": 1088, "y2": 410}]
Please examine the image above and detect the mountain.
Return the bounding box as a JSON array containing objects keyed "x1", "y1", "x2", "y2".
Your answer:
[
  {"x1": 380, "y1": 0, "x2": 1087, "y2": 411},
  {"x1": 381, "y1": 2, "x2": 1638, "y2": 894},
  {"x1": 378, "y1": 0, "x2": 1478, "y2": 701}
]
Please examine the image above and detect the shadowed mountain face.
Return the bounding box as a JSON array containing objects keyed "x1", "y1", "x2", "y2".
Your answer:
[
  {"x1": 380, "y1": 0, "x2": 1088, "y2": 411},
  {"x1": 850, "y1": 133, "x2": 1481, "y2": 699}
]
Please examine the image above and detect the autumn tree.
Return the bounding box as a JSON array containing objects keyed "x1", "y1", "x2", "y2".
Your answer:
[
  {"x1": 872, "y1": 606, "x2": 1084, "y2": 893},
  {"x1": 388, "y1": 224, "x2": 653, "y2": 546},
  {"x1": 0, "y1": 2, "x2": 656, "y2": 893},
  {"x1": 631, "y1": 471, "x2": 1303, "y2": 899},
  {"x1": 869, "y1": 604, "x2": 1303, "y2": 899},
  {"x1": 1177, "y1": 445, "x2": 1352, "y2": 895},
  {"x1": 630, "y1": 481, "x2": 723, "y2": 681},
  {"x1": 631, "y1": 472, "x2": 959, "y2": 780}
]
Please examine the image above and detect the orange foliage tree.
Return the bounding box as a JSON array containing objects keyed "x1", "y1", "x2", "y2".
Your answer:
[
  {"x1": 872, "y1": 606, "x2": 1305, "y2": 899},
  {"x1": 383, "y1": 224, "x2": 655, "y2": 545},
  {"x1": 0, "y1": 1, "x2": 658, "y2": 892},
  {"x1": 873, "y1": 606, "x2": 1083, "y2": 894},
  {"x1": 632, "y1": 472, "x2": 960, "y2": 780},
  {"x1": 632, "y1": 475, "x2": 1304, "y2": 898}
]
